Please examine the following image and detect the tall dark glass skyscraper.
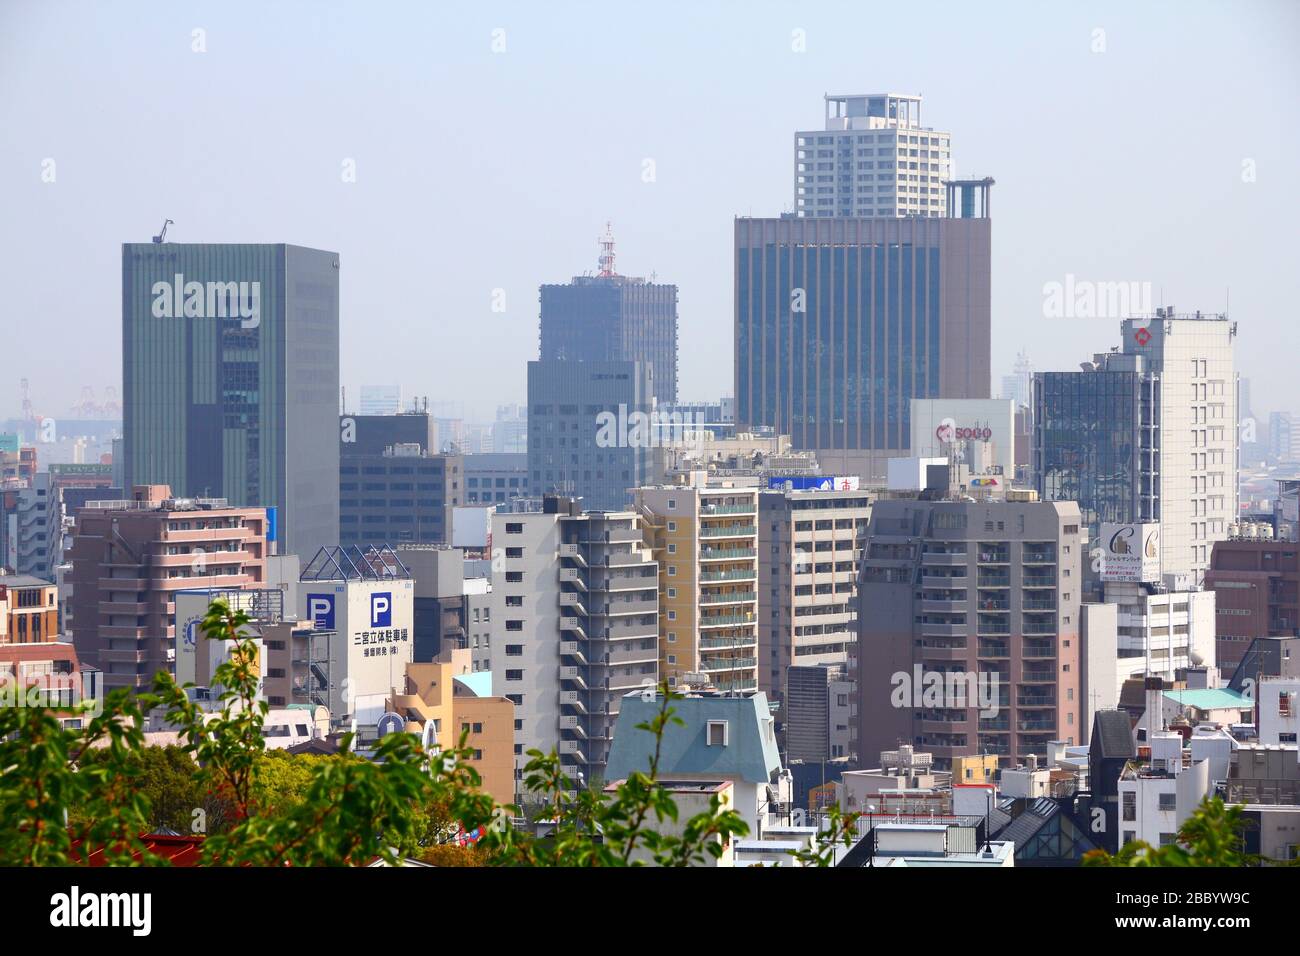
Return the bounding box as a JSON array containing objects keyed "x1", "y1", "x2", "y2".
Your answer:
[
  {"x1": 1032, "y1": 366, "x2": 1143, "y2": 534},
  {"x1": 734, "y1": 214, "x2": 991, "y2": 476},
  {"x1": 122, "y1": 242, "x2": 340, "y2": 558},
  {"x1": 539, "y1": 229, "x2": 678, "y2": 405}
]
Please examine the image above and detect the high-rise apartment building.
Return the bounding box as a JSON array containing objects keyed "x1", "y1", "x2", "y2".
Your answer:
[
  {"x1": 634, "y1": 482, "x2": 760, "y2": 695},
  {"x1": 794, "y1": 94, "x2": 953, "y2": 219},
  {"x1": 1206, "y1": 533, "x2": 1300, "y2": 677},
  {"x1": 734, "y1": 213, "x2": 992, "y2": 478},
  {"x1": 122, "y1": 242, "x2": 339, "y2": 559},
  {"x1": 527, "y1": 360, "x2": 655, "y2": 512},
  {"x1": 757, "y1": 483, "x2": 872, "y2": 706},
  {"x1": 1033, "y1": 308, "x2": 1238, "y2": 581},
  {"x1": 490, "y1": 498, "x2": 659, "y2": 791},
  {"x1": 856, "y1": 494, "x2": 1083, "y2": 769},
  {"x1": 67, "y1": 485, "x2": 267, "y2": 693},
  {"x1": 539, "y1": 228, "x2": 678, "y2": 405}
]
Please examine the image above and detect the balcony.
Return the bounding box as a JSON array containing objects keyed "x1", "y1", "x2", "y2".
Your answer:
[
  {"x1": 1022, "y1": 549, "x2": 1057, "y2": 565},
  {"x1": 977, "y1": 641, "x2": 1009, "y2": 659},
  {"x1": 558, "y1": 641, "x2": 588, "y2": 665},
  {"x1": 915, "y1": 641, "x2": 969, "y2": 662},
  {"x1": 558, "y1": 666, "x2": 588, "y2": 690},
  {"x1": 700, "y1": 590, "x2": 757, "y2": 605},
  {"x1": 700, "y1": 547, "x2": 757, "y2": 561},
  {"x1": 921, "y1": 597, "x2": 968, "y2": 614},
  {"x1": 700, "y1": 613, "x2": 756, "y2": 628},
  {"x1": 976, "y1": 620, "x2": 1010, "y2": 636},
  {"x1": 1017, "y1": 694, "x2": 1056, "y2": 708},
  {"x1": 1017, "y1": 718, "x2": 1057, "y2": 732},
  {"x1": 558, "y1": 715, "x2": 587, "y2": 737},
  {"x1": 919, "y1": 622, "x2": 966, "y2": 638},
  {"x1": 558, "y1": 691, "x2": 587, "y2": 714},
  {"x1": 559, "y1": 567, "x2": 587, "y2": 591},
  {"x1": 921, "y1": 551, "x2": 967, "y2": 567},
  {"x1": 1023, "y1": 598, "x2": 1057, "y2": 611},
  {"x1": 700, "y1": 524, "x2": 757, "y2": 539},
  {"x1": 711, "y1": 677, "x2": 757, "y2": 693},
  {"x1": 1022, "y1": 575, "x2": 1057, "y2": 589},
  {"x1": 559, "y1": 617, "x2": 588, "y2": 641},
  {"x1": 977, "y1": 548, "x2": 1010, "y2": 565},
  {"x1": 700, "y1": 656, "x2": 757, "y2": 672},
  {"x1": 558, "y1": 543, "x2": 587, "y2": 567},
  {"x1": 699, "y1": 635, "x2": 757, "y2": 651},
  {"x1": 978, "y1": 574, "x2": 1010, "y2": 588},
  {"x1": 1019, "y1": 667, "x2": 1056, "y2": 684},
  {"x1": 700, "y1": 502, "x2": 756, "y2": 516},
  {"x1": 558, "y1": 592, "x2": 587, "y2": 617},
  {"x1": 921, "y1": 574, "x2": 968, "y2": 590},
  {"x1": 700, "y1": 569, "x2": 756, "y2": 583},
  {"x1": 1023, "y1": 643, "x2": 1056, "y2": 659}
]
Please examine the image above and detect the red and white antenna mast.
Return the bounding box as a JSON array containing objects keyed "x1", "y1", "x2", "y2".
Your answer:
[{"x1": 597, "y1": 221, "x2": 617, "y2": 277}]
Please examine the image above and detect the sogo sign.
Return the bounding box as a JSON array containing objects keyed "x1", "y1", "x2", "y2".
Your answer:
[{"x1": 935, "y1": 417, "x2": 993, "y2": 443}]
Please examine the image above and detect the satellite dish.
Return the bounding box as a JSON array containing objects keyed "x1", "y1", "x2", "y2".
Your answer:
[{"x1": 376, "y1": 712, "x2": 405, "y2": 738}]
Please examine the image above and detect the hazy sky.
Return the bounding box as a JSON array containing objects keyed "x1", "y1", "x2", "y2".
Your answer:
[{"x1": 2, "y1": 0, "x2": 1297, "y2": 424}]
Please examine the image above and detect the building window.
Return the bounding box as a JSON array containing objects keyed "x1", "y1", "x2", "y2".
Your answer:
[{"x1": 707, "y1": 720, "x2": 729, "y2": 747}]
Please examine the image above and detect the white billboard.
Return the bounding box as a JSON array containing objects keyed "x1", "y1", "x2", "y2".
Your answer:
[
  {"x1": 1100, "y1": 522, "x2": 1161, "y2": 583},
  {"x1": 909, "y1": 399, "x2": 1015, "y2": 479},
  {"x1": 301, "y1": 579, "x2": 414, "y2": 726}
]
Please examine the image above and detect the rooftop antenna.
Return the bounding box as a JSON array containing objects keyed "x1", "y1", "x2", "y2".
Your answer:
[
  {"x1": 152, "y1": 219, "x2": 174, "y2": 244},
  {"x1": 597, "y1": 221, "x2": 617, "y2": 277}
]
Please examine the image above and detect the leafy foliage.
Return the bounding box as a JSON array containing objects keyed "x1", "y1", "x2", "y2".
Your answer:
[
  {"x1": 1082, "y1": 796, "x2": 1257, "y2": 867},
  {"x1": 0, "y1": 599, "x2": 754, "y2": 867}
]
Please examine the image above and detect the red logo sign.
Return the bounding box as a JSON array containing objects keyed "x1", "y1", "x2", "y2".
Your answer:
[{"x1": 1134, "y1": 327, "x2": 1151, "y2": 346}]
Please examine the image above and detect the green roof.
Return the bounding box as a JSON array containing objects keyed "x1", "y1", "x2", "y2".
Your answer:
[{"x1": 1162, "y1": 688, "x2": 1250, "y2": 711}]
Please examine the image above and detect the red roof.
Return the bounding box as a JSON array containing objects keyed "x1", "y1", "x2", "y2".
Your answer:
[{"x1": 70, "y1": 833, "x2": 206, "y2": 866}]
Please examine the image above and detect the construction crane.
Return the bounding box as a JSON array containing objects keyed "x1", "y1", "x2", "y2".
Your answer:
[{"x1": 152, "y1": 219, "x2": 173, "y2": 244}]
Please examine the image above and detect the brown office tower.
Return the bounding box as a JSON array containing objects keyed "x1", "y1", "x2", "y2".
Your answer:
[
  {"x1": 1206, "y1": 530, "x2": 1300, "y2": 679},
  {"x1": 67, "y1": 485, "x2": 267, "y2": 693},
  {"x1": 855, "y1": 491, "x2": 1082, "y2": 770},
  {"x1": 734, "y1": 195, "x2": 991, "y2": 481}
]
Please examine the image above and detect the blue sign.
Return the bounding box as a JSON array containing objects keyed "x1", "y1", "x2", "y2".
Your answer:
[
  {"x1": 306, "y1": 593, "x2": 336, "y2": 629},
  {"x1": 266, "y1": 506, "x2": 278, "y2": 543},
  {"x1": 370, "y1": 592, "x2": 392, "y2": 627}
]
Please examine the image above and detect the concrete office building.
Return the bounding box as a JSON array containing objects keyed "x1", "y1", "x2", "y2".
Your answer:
[
  {"x1": 635, "y1": 482, "x2": 761, "y2": 695},
  {"x1": 464, "y1": 452, "x2": 528, "y2": 506},
  {"x1": 527, "y1": 360, "x2": 655, "y2": 512},
  {"x1": 490, "y1": 498, "x2": 659, "y2": 792},
  {"x1": 339, "y1": 410, "x2": 435, "y2": 457},
  {"x1": 794, "y1": 94, "x2": 953, "y2": 219},
  {"x1": 1207, "y1": 533, "x2": 1300, "y2": 678},
  {"x1": 734, "y1": 213, "x2": 991, "y2": 478},
  {"x1": 492, "y1": 404, "x2": 528, "y2": 455},
  {"x1": 122, "y1": 242, "x2": 339, "y2": 559},
  {"x1": 1033, "y1": 308, "x2": 1238, "y2": 582},
  {"x1": 539, "y1": 229, "x2": 678, "y2": 405},
  {"x1": 856, "y1": 493, "x2": 1083, "y2": 769},
  {"x1": 1107, "y1": 580, "x2": 1217, "y2": 692},
  {"x1": 67, "y1": 485, "x2": 267, "y2": 693},
  {"x1": 338, "y1": 445, "x2": 462, "y2": 547},
  {"x1": 757, "y1": 483, "x2": 872, "y2": 709},
  {"x1": 298, "y1": 545, "x2": 414, "y2": 729}
]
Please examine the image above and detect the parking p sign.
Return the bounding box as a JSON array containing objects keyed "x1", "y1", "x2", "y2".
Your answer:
[{"x1": 371, "y1": 591, "x2": 392, "y2": 627}]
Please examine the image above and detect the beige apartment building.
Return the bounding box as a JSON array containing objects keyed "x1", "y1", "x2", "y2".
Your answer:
[
  {"x1": 758, "y1": 486, "x2": 873, "y2": 703},
  {"x1": 635, "y1": 481, "x2": 760, "y2": 694},
  {"x1": 387, "y1": 648, "x2": 515, "y2": 804},
  {"x1": 67, "y1": 485, "x2": 267, "y2": 692}
]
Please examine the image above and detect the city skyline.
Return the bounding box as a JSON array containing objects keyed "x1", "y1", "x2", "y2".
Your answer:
[{"x1": 2, "y1": 0, "x2": 1298, "y2": 422}]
